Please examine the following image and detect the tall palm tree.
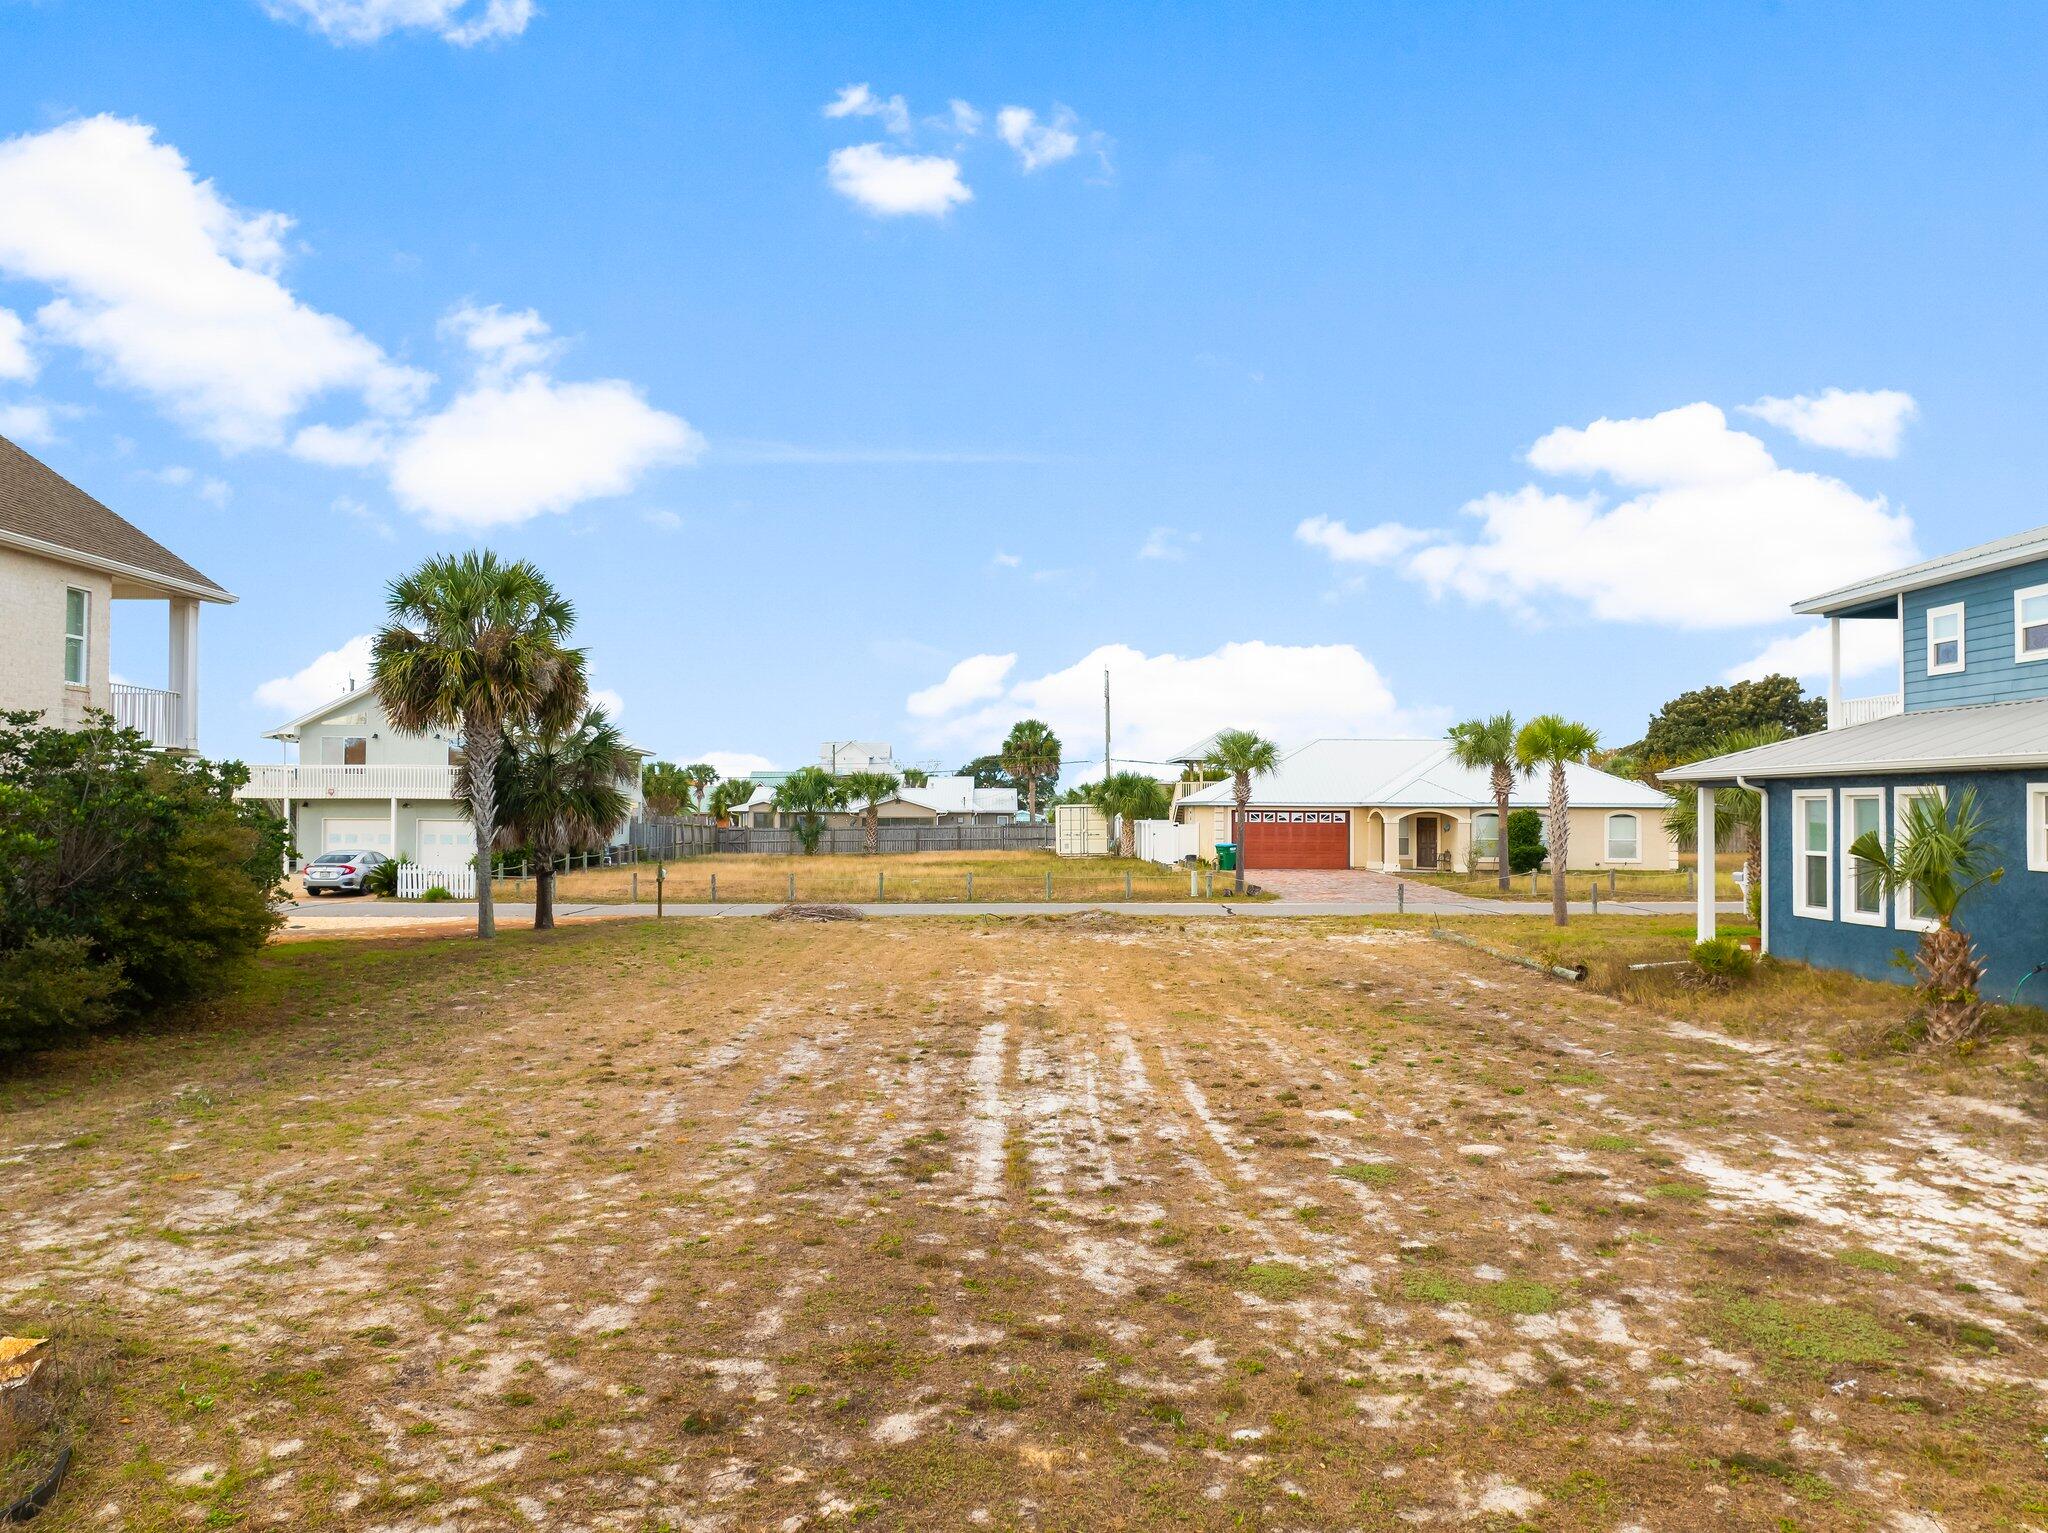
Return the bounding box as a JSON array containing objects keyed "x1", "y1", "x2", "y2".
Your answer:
[
  {"x1": 1447, "y1": 713, "x2": 1522, "y2": 892},
  {"x1": 1514, "y1": 714, "x2": 1600, "y2": 926},
  {"x1": 1097, "y1": 771, "x2": 1171, "y2": 858},
  {"x1": 640, "y1": 760, "x2": 693, "y2": 819},
  {"x1": 900, "y1": 767, "x2": 930, "y2": 787},
  {"x1": 1661, "y1": 724, "x2": 1789, "y2": 918},
  {"x1": 1205, "y1": 728, "x2": 1282, "y2": 894},
  {"x1": 1000, "y1": 720, "x2": 1063, "y2": 821},
  {"x1": 1849, "y1": 788, "x2": 2004, "y2": 1046},
  {"x1": 683, "y1": 762, "x2": 720, "y2": 810},
  {"x1": 373, "y1": 551, "x2": 585, "y2": 940},
  {"x1": 707, "y1": 776, "x2": 751, "y2": 826},
  {"x1": 483, "y1": 707, "x2": 634, "y2": 931},
  {"x1": 839, "y1": 770, "x2": 902, "y2": 855},
  {"x1": 773, "y1": 766, "x2": 845, "y2": 855}
]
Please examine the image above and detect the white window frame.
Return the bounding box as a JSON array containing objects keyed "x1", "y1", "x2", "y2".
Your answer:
[
  {"x1": 1925, "y1": 601, "x2": 1966, "y2": 675},
  {"x1": 1604, "y1": 811, "x2": 1641, "y2": 863},
  {"x1": 2028, "y1": 783, "x2": 2048, "y2": 874},
  {"x1": 1840, "y1": 788, "x2": 1887, "y2": 927},
  {"x1": 1397, "y1": 819, "x2": 1410, "y2": 857},
  {"x1": 1471, "y1": 810, "x2": 1500, "y2": 861},
  {"x1": 2015, "y1": 582, "x2": 2048, "y2": 664},
  {"x1": 63, "y1": 586, "x2": 89, "y2": 687},
  {"x1": 1791, "y1": 790, "x2": 1833, "y2": 920},
  {"x1": 1893, "y1": 785, "x2": 1943, "y2": 933}
]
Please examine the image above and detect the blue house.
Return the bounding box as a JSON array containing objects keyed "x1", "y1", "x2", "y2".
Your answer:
[{"x1": 1669, "y1": 529, "x2": 2048, "y2": 999}]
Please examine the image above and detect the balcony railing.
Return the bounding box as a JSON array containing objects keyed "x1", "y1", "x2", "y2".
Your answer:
[
  {"x1": 1839, "y1": 693, "x2": 1903, "y2": 728},
  {"x1": 111, "y1": 683, "x2": 183, "y2": 749},
  {"x1": 237, "y1": 763, "x2": 460, "y2": 800}
]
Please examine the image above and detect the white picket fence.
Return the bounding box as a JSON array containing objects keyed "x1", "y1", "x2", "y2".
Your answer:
[
  {"x1": 1134, "y1": 818, "x2": 1200, "y2": 866},
  {"x1": 397, "y1": 864, "x2": 476, "y2": 900}
]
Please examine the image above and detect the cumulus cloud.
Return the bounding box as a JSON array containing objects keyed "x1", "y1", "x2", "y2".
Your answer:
[
  {"x1": 1740, "y1": 387, "x2": 1918, "y2": 458},
  {"x1": 262, "y1": 0, "x2": 534, "y2": 46},
  {"x1": 907, "y1": 653, "x2": 1017, "y2": 717},
  {"x1": 827, "y1": 144, "x2": 972, "y2": 218},
  {"x1": 254, "y1": 632, "x2": 374, "y2": 714},
  {"x1": 908, "y1": 641, "x2": 1420, "y2": 780},
  {"x1": 1725, "y1": 620, "x2": 1902, "y2": 685},
  {"x1": 0, "y1": 307, "x2": 34, "y2": 381},
  {"x1": 0, "y1": 401, "x2": 60, "y2": 445},
  {"x1": 1293, "y1": 516, "x2": 1433, "y2": 564},
  {"x1": 440, "y1": 301, "x2": 562, "y2": 379},
  {"x1": 589, "y1": 687, "x2": 625, "y2": 719},
  {"x1": 995, "y1": 106, "x2": 1080, "y2": 171},
  {"x1": 823, "y1": 83, "x2": 912, "y2": 139},
  {"x1": 944, "y1": 100, "x2": 984, "y2": 136},
  {"x1": 689, "y1": 751, "x2": 775, "y2": 780}
]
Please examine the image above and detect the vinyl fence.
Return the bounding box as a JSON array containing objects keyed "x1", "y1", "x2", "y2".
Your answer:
[
  {"x1": 713, "y1": 823, "x2": 1053, "y2": 857},
  {"x1": 1134, "y1": 818, "x2": 1201, "y2": 866},
  {"x1": 398, "y1": 864, "x2": 476, "y2": 900}
]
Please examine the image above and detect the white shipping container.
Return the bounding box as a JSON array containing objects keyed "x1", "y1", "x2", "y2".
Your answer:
[{"x1": 1053, "y1": 803, "x2": 1111, "y2": 857}]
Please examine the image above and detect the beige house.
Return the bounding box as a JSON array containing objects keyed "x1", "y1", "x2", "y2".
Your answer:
[
  {"x1": 0, "y1": 433, "x2": 234, "y2": 748},
  {"x1": 731, "y1": 773, "x2": 1018, "y2": 829},
  {"x1": 1176, "y1": 738, "x2": 1676, "y2": 872}
]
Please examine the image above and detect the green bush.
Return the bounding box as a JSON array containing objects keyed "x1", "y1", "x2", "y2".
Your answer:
[
  {"x1": 1506, "y1": 809, "x2": 1547, "y2": 874},
  {"x1": 418, "y1": 885, "x2": 453, "y2": 903},
  {"x1": 0, "y1": 708, "x2": 287, "y2": 1052},
  {"x1": 363, "y1": 853, "x2": 411, "y2": 897},
  {"x1": 1692, "y1": 936, "x2": 1755, "y2": 984}
]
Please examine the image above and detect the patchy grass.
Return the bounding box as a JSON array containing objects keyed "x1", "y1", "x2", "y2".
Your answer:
[
  {"x1": 1714, "y1": 1296, "x2": 1903, "y2": 1365},
  {"x1": 1408, "y1": 852, "x2": 1744, "y2": 901}
]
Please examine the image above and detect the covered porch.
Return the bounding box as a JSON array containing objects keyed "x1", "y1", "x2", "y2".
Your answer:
[{"x1": 1361, "y1": 808, "x2": 1498, "y2": 874}]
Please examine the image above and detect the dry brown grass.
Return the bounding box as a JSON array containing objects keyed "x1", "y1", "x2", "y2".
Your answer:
[
  {"x1": 1, "y1": 916, "x2": 2043, "y2": 1529},
  {"x1": 1413, "y1": 852, "x2": 1745, "y2": 901}
]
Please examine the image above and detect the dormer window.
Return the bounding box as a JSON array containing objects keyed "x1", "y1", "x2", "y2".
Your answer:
[
  {"x1": 2017, "y1": 583, "x2": 2048, "y2": 663},
  {"x1": 1926, "y1": 602, "x2": 1965, "y2": 674}
]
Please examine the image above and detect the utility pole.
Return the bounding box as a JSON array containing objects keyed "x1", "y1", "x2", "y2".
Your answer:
[{"x1": 1102, "y1": 667, "x2": 1112, "y2": 782}]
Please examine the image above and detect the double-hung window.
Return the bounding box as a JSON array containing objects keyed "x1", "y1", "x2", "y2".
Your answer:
[
  {"x1": 2028, "y1": 784, "x2": 2048, "y2": 874},
  {"x1": 1926, "y1": 602, "x2": 1965, "y2": 674},
  {"x1": 1894, "y1": 786, "x2": 1943, "y2": 932},
  {"x1": 1472, "y1": 811, "x2": 1500, "y2": 862},
  {"x1": 1605, "y1": 812, "x2": 1640, "y2": 862},
  {"x1": 63, "y1": 587, "x2": 88, "y2": 686},
  {"x1": 2017, "y1": 583, "x2": 2048, "y2": 663},
  {"x1": 1792, "y1": 791, "x2": 1832, "y2": 919},
  {"x1": 1841, "y1": 789, "x2": 1885, "y2": 925}
]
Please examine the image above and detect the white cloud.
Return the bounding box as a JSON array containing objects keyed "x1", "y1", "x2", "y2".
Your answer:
[
  {"x1": 823, "y1": 83, "x2": 912, "y2": 139},
  {"x1": 1725, "y1": 620, "x2": 1901, "y2": 685},
  {"x1": 907, "y1": 652, "x2": 1016, "y2": 717},
  {"x1": 1526, "y1": 401, "x2": 1774, "y2": 487},
  {"x1": 589, "y1": 687, "x2": 624, "y2": 719},
  {"x1": 908, "y1": 640, "x2": 1420, "y2": 780},
  {"x1": 1740, "y1": 388, "x2": 1918, "y2": 458},
  {"x1": 254, "y1": 632, "x2": 374, "y2": 714},
  {"x1": 642, "y1": 508, "x2": 684, "y2": 531},
  {"x1": 1293, "y1": 515, "x2": 1434, "y2": 564},
  {"x1": 262, "y1": 0, "x2": 534, "y2": 46},
  {"x1": 0, "y1": 401, "x2": 59, "y2": 445},
  {"x1": 689, "y1": 750, "x2": 774, "y2": 780},
  {"x1": 0, "y1": 116, "x2": 429, "y2": 450},
  {"x1": 333, "y1": 493, "x2": 395, "y2": 540},
  {"x1": 290, "y1": 419, "x2": 393, "y2": 467},
  {"x1": 440, "y1": 301, "x2": 561, "y2": 379},
  {"x1": 827, "y1": 144, "x2": 972, "y2": 218},
  {"x1": 996, "y1": 106, "x2": 1080, "y2": 171},
  {"x1": 1138, "y1": 526, "x2": 1200, "y2": 561},
  {"x1": 0, "y1": 307, "x2": 35, "y2": 381},
  {"x1": 198, "y1": 476, "x2": 232, "y2": 507},
  {"x1": 945, "y1": 99, "x2": 984, "y2": 136},
  {"x1": 991, "y1": 551, "x2": 1022, "y2": 568}
]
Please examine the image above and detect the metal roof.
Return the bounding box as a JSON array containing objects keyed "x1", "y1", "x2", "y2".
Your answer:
[
  {"x1": 1663, "y1": 698, "x2": 2048, "y2": 782},
  {"x1": 1179, "y1": 738, "x2": 1669, "y2": 810},
  {"x1": 1794, "y1": 523, "x2": 2048, "y2": 618}
]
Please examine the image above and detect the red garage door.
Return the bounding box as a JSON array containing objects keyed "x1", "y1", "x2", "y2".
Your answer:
[{"x1": 1238, "y1": 809, "x2": 1350, "y2": 869}]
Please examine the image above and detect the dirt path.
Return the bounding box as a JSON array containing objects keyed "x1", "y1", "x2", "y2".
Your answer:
[{"x1": 0, "y1": 917, "x2": 2040, "y2": 1529}]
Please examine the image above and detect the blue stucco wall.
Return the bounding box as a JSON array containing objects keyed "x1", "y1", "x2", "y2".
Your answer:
[
  {"x1": 1762, "y1": 768, "x2": 2048, "y2": 999},
  {"x1": 1903, "y1": 556, "x2": 2048, "y2": 711}
]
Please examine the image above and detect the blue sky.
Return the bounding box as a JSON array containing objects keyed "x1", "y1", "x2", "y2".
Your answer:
[{"x1": 3, "y1": 1, "x2": 2044, "y2": 778}]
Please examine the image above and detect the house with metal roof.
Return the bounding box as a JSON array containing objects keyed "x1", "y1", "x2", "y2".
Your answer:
[
  {"x1": 1175, "y1": 737, "x2": 1673, "y2": 872},
  {"x1": 0, "y1": 432, "x2": 235, "y2": 750},
  {"x1": 1671, "y1": 523, "x2": 2048, "y2": 997}
]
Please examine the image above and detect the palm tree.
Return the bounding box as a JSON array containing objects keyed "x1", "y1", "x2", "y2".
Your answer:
[
  {"x1": 1205, "y1": 728, "x2": 1282, "y2": 894},
  {"x1": 373, "y1": 551, "x2": 585, "y2": 940},
  {"x1": 1447, "y1": 714, "x2": 1522, "y2": 892},
  {"x1": 773, "y1": 766, "x2": 845, "y2": 855},
  {"x1": 683, "y1": 762, "x2": 720, "y2": 810},
  {"x1": 900, "y1": 767, "x2": 930, "y2": 787},
  {"x1": 1661, "y1": 724, "x2": 1789, "y2": 918},
  {"x1": 1849, "y1": 788, "x2": 2004, "y2": 1045},
  {"x1": 839, "y1": 770, "x2": 902, "y2": 855},
  {"x1": 484, "y1": 707, "x2": 634, "y2": 931},
  {"x1": 1000, "y1": 720, "x2": 1063, "y2": 821},
  {"x1": 1514, "y1": 714, "x2": 1600, "y2": 926},
  {"x1": 640, "y1": 761, "x2": 693, "y2": 819},
  {"x1": 707, "y1": 776, "x2": 752, "y2": 826},
  {"x1": 1097, "y1": 771, "x2": 1171, "y2": 858}
]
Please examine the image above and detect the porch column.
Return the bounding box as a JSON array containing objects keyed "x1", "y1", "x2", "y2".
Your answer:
[
  {"x1": 1695, "y1": 787, "x2": 1716, "y2": 942},
  {"x1": 168, "y1": 596, "x2": 200, "y2": 751},
  {"x1": 1826, "y1": 617, "x2": 1842, "y2": 730},
  {"x1": 390, "y1": 797, "x2": 399, "y2": 857}
]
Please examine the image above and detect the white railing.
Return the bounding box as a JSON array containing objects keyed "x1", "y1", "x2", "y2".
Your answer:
[
  {"x1": 1841, "y1": 693, "x2": 1903, "y2": 727},
  {"x1": 237, "y1": 763, "x2": 460, "y2": 800},
  {"x1": 111, "y1": 684, "x2": 182, "y2": 749},
  {"x1": 1135, "y1": 818, "x2": 1201, "y2": 865},
  {"x1": 397, "y1": 864, "x2": 475, "y2": 900}
]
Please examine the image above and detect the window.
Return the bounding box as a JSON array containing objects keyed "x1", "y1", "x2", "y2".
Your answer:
[
  {"x1": 320, "y1": 735, "x2": 368, "y2": 766},
  {"x1": 1792, "y1": 791, "x2": 1832, "y2": 919},
  {"x1": 1926, "y1": 602, "x2": 1965, "y2": 674},
  {"x1": 1894, "y1": 786, "x2": 1942, "y2": 932},
  {"x1": 63, "y1": 587, "x2": 88, "y2": 685},
  {"x1": 1397, "y1": 820, "x2": 1411, "y2": 857},
  {"x1": 2017, "y1": 583, "x2": 2048, "y2": 663},
  {"x1": 2028, "y1": 784, "x2": 2048, "y2": 874},
  {"x1": 1605, "y1": 812, "x2": 1640, "y2": 862},
  {"x1": 1472, "y1": 811, "x2": 1500, "y2": 861},
  {"x1": 1841, "y1": 789, "x2": 1885, "y2": 925}
]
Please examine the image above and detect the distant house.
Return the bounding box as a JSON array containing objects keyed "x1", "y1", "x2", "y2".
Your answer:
[
  {"x1": 0, "y1": 433, "x2": 235, "y2": 749},
  {"x1": 1175, "y1": 737, "x2": 1674, "y2": 872},
  {"x1": 732, "y1": 773, "x2": 1018, "y2": 829},
  {"x1": 1671, "y1": 524, "x2": 2048, "y2": 997}
]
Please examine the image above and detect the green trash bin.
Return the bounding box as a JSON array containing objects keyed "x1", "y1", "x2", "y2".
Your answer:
[{"x1": 1215, "y1": 843, "x2": 1237, "y2": 871}]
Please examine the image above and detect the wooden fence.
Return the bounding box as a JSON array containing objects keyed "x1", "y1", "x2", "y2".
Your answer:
[{"x1": 713, "y1": 823, "x2": 1054, "y2": 857}]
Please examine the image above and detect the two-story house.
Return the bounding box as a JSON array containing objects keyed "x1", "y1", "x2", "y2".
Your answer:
[
  {"x1": 0, "y1": 433, "x2": 234, "y2": 748},
  {"x1": 1673, "y1": 527, "x2": 2048, "y2": 997},
  {"x1": 237, "y1": 685, "x2": 648, "y2": 870}
]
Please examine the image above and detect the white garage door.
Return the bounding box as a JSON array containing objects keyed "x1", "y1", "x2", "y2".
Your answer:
[
  {"x1": 322, "y1": 819, "x2": 392, "y2": 856},
  {"x1": 417, "y1": 818, "x2": 477, "y2": 869}
]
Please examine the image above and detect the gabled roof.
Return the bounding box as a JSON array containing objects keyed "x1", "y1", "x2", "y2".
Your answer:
[
  {"x1": 0, "y1": 434, "x2": 235, "y2": 602},
  {"x1": 1663, "y1": 699, "x2": 2048, "y2": 782},
  {"x1": 1179, "y1": 738, "x2": 1670, "y2": 810},
  {"x1": 263, "y1": 685, "x2": 382, "y2": 740},
  {"x1": 1794, "y1": 524, "x2": 2048, "y2": 619}
]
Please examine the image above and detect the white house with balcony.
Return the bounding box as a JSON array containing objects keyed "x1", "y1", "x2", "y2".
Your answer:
[{"x1": 0, "y1": 432, "x2": 233, "y2": 748}]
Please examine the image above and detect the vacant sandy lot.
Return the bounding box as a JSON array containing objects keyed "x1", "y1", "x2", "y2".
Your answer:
[{"x1": 1, "y1": 917, "x2": 2042, "y2": 1530}]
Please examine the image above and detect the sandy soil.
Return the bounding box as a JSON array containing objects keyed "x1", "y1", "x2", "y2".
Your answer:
[{"x1": 0, "y1": 916, "x2": 2041, "y2": 1530}]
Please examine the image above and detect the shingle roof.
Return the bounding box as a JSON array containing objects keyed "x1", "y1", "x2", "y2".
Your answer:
[
  {"x1": 1179, "y1": 739, "x2": 1669, "y2": 810},
  {"x1": 0, "y1": 434, "x2": 233, "y2": 601},
  {"x1": 1663, "y1": 699, "x2": 2048, "y2": 782},
  {"x1": 1794, "y1": 524, "x2": 2048, "y2": 618}
]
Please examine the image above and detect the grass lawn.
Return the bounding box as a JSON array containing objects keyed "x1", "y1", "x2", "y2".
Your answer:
[
  {"x1": 1410, "y1": 851, "x2": 1746, "y2": 902},
  {"x1": 2, "y1": 914, "x2": 2044, "y2": 1529},
  {"x1": 494, "y1": 848, "x2": 1259, "y2": 904}
]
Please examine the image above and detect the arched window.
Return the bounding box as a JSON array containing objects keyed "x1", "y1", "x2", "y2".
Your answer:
[{"x1": 1605, "y1": 812, "x2": 1640, "y2": 862}]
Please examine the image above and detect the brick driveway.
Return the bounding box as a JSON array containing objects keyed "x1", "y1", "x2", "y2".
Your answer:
[{"x1": 1250, "y1": 867, "x2": 1489, "y2": 906}]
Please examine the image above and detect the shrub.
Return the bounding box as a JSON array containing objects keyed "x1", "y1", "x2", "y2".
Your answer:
[
  {"x1": 1692, "y1": 936, "x2": 1755, "y2": 985},
  {"x1": 0, "y1": 709, "x2": 286, "y2": 1052},
  {"x1": 418, "y1": 885, "x2": 453, "y2": 903},
  {"x1": 363, "y1": 853, "x2": 411, "y2": 897},
  {"x1": 1506, "y1": 809, "x2": 1547, "y2": 874}
]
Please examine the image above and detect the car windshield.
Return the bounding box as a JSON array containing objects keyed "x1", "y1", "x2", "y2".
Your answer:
[{"x1": 313, "y1": 853, "x2": 359, "y2": 865}]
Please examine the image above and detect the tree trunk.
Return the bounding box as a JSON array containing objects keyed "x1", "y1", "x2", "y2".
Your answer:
[
  {"x1": 1120, "y1": 813, "x2": 1136, "y2": 859},
  {"x1": 1233, "y1": 775, "x2": 1249, "y2": 895},
  {"x1": 1548, "y1": 762, "x2": 1569, "y2": 926},
  {"x1": 1917, "y1": 923, "x2": 1985, "y2": 1045},
  {"x1": 535, "y1": 866, "x2": 556, "y2": 930},
  {"x1": 1027, "y1": 777, "x2": 1039, "y2": 821},
  {"x1": 465, "y1": 715, "x2": 501, "y2": 941},
  {"x1": 1492, "y1": 762, "x2": 1512, "y2": 893},
  {"x1": 865, "y1": 808, "x2": 879, "y2": 856}
]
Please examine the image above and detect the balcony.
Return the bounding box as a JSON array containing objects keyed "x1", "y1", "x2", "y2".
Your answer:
[
  {"x1": 237, "y1": 763, "x2": 460, "y2": 801},
  {"x1": 111, "y1": 684, "x2": 184, "y2": 749},
  {"x1": 1839, "y1": 693, "x2": 1903, "y2": 728}
]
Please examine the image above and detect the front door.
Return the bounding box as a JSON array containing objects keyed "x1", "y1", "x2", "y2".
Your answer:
[{"x1": 1414, "y1": 816, "x2": 1438, "y2": 868}]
